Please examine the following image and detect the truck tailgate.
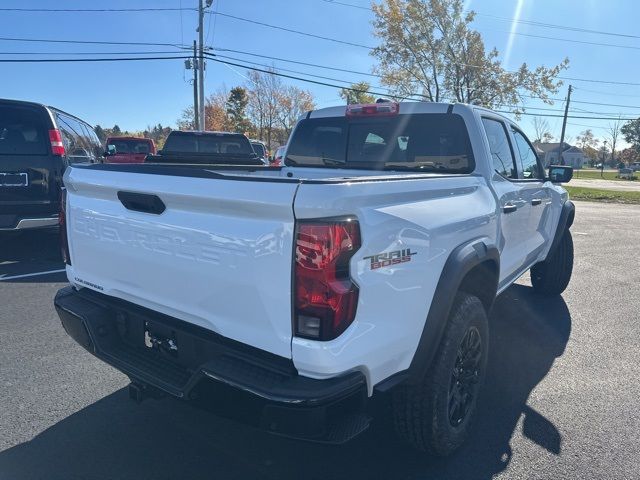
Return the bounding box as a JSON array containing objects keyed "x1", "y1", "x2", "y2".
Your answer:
[{"x1": 64, "y1": 167, "x2": 298, "y2": 359}]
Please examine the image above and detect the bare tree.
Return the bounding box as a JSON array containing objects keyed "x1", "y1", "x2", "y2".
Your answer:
[
  {"x1": 246, "y1": 69, "x2": 283, "y2": 150},
  {"x1": 532, "y1": 117, "x2": 551, "y2": 143},
  {"x1": 607, "y1": 118, "x2": 623, "y2": 167}
]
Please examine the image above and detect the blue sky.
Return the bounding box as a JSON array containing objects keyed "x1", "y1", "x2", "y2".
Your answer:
[{"x1": 1, "y1": 0, "x2": 638, "y2": 148}]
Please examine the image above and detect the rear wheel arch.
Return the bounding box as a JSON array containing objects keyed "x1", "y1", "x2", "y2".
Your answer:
[{"x1": 405, "y1": 238, "x2": 499, "y2": 384}]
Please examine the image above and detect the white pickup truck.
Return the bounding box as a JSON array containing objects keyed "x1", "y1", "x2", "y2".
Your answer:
[{"x1": 54, "y1": 101, "x2": 575, "y2": 455}]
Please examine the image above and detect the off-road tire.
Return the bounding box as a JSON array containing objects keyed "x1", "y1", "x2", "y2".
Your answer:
[
  {"x1": 392, "y1": 293, "x2": 489, "y2": 455},
  {"x1": 531, "y1": 230, "x2": 573, "y2": 296}
]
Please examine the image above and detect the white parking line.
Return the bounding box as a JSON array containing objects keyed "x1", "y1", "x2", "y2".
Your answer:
[{"x1": 0, "y1": 269, "x2": 66, "y2": 281}]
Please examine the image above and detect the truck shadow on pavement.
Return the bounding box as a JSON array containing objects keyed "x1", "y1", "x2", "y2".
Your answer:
[
  {"x1": 0, "y1": 230, "x2": 64, "y2": 282},
  {"x1": 0, "y1": 284, "x2": 571, "y2": 480}
]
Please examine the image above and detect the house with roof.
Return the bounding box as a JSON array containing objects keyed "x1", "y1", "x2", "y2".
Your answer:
[{"x1": 533, "y1": 142, "x2": 586, "y2": 169}]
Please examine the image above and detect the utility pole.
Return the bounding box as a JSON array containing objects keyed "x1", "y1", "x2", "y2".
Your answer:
[
  {"x1": 198, "y1": 0, "x2": 206, "y2": 131},
  {"x1": 192, "y1": 41, "x2": 199, "y2": 130},
  {"x1": 557, "y1": 84, "x2": 572, "y2": 165}
]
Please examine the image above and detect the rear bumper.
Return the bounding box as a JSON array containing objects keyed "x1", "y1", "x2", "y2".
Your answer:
[
  {"x1": 0, "y1": 215, "x2": 58, "y2": 231},
  {"x1": 54, "y1": 286, "x2": 370, "y2": 442}
]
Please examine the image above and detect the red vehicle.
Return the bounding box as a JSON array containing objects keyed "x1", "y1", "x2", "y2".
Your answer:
[{"x1": 104, "y1": 136, "x2": 156, "y2": 163}]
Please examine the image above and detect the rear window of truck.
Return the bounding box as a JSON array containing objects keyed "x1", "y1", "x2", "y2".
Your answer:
[
  {"x1": 164, "y1": 133, "x2": 252, "y2": 155},
  {"x1": 0, "y1": 105, "x2": 47, "y2": 156},
  {"x1": 107, "y1": 139, "x2": 152, "y2": 154},
  {"x1": 285, "y1": 113, "x2": 474, "y2": 173}
]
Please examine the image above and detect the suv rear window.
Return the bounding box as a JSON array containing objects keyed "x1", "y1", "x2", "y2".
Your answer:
[
  {"x1": 164, "y1": 133, "x2": 252, "y2": 155},
  {"x1": 108, "y1": 139, "x2": 151, "y2": 154},
  {"x1": 285, "y1": 113, "x2": 474, "y2": 173},
  {"x1": 0, "y1": 106, "x2": 47, "y2": 155}
]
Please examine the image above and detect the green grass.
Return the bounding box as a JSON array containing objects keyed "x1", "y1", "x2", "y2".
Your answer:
[
  {"x1": 565, "y1": 186, "x2": 640, "y2": 204},
  {"x1": 572, "y1": 169, "x2": 637, "y2": 181}
]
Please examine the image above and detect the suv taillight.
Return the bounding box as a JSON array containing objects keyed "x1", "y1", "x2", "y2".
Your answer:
[
  {"x1": 59, "y1": 188, "x2": 71, "y2": 265},
  {"x1": 294, "y1": 219, "x2": 360, "y2": 341},
  {"x1": 49, "y1": 129, "x2": 65, "y2": 156}
]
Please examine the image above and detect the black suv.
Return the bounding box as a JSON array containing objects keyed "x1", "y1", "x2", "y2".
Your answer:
[{"x1": 0, "y1": 99, "x2": 103, "y2": 232}]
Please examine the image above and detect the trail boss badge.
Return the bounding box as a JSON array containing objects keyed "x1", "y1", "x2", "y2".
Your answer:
[{"x1": 364, "y1": 248, "x2": 417, "y2": 270}]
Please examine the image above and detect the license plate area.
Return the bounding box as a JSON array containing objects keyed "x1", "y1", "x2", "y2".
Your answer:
[{"x1": 0, "y1": 172, "x2": 28, "y2": 187}]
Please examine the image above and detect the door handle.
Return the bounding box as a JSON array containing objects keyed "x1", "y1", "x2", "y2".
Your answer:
[
  {"x1": 117, "y1": 191, "x2": 166, "y2": 215},
  {"x1": 503, "y1": 203, "x2": 518, "y2": 214},
  {"x1": 531, "y1": 198, "x2": 542, "y2": 206}
]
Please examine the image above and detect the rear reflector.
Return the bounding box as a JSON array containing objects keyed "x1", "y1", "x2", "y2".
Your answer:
[
  {"x1": 49, "y1": 129, "x2": 65, "y2": 156},
  {"x1": 294, "y1": 219, "x2": 360, "y2": 341},
  {"x1": 346, "y1": 102, "x2": 399, "y2": 117}
]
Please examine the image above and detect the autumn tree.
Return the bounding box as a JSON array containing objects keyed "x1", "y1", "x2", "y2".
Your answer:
[
  {"x1": 339, "y1": 81, "x2": 376, "y2": 105},
  {"x1": 371, "y1": 0, "x2": 569, "y2": 113},
  {"x1": 278, "y1": 85, "x2": 315, "y2": 138},
  {"x1": 226, "y1": 87, "x2": 252, "y2": 135},
  {"x1": 621, "y1": 118, "x2": 640, "y2": 153},
  {"x1": 178, "y1": 88, "x2": 229, "y2": 131},
  {"x1": 619, "y1": 147, "x2": 640, "y2": 166}
]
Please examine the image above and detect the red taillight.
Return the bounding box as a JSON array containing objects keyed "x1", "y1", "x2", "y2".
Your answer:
[
  {"x1": 49, "y1": 129, "x2": 65, "y2": 156},
  {"x1": 294, "y1": 219, "x2": 360, "y2": 341},
  {"x1": 59, "y1": 188, "x2": 71, "y2": 265},
  {"x1": 346, "y1": 102, "x2": 399, "y2": 117}
]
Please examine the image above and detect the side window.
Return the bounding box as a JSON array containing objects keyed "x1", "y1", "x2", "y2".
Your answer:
[
  {"x1": 511, "y1": 127, "x2": 542, "y2": 179},
  {"x1": 482, "y1": 118, "x2": 517, "y2": 179},
  {"x1": 56, "y1": 113, "x2": 90, "y2": 163}
]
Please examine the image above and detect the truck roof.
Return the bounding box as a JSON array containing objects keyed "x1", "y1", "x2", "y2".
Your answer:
[{"x1": 308, "y1": 101, "x2": 513, "y2": 125}]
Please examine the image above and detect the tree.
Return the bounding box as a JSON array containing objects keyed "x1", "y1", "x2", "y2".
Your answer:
[
  {"x1": 370, "y1": 0, "x2": 569, "y2": 113},
  {"x1": 621, "y1": 118, "x2": 640, "y2": 154},
  {"x1": 339, "y1": 81, "x2": 376, "y2": 105},
  {"x1": 542, "y1": 132, "x2": 554, "y2": 143},
  {"x1": 226, "y1": 87, "x2": 252, "y2": 134},
  {"x1": 177, "y1": 88, "x2": 229, "y2": 131},
  {"x1": 278, "y1": 86, "x2": 315, "y2": 138},
  {"x1": 619, "y1": 147, "x2": 640, "y2": 166},
  {"x1": 112, "y1": 125, "x2": 122, "y2": 136},
  {"x1": 607, "y1": 118, "x2": 623, "y2": 167},
  {"x1": 246, "y1": 69, "x2": 284, "y2": 150},
  {"x1": 532, "y1": 117, "x2": 551, "y2": 143},
  {"x1": 94, "y1": 125, "x2": 106, "y2": 143},
  {"x1": 576, "y1": 129, "x2": 599, "y2": 151}
]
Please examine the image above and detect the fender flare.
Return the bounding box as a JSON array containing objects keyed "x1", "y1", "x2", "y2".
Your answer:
[
  {"x1": 404, "y1": 238, "x2": 500, "y2": 385},
  {"x1": 548, "y1": 200, "x2": 575, "y2": 256}
]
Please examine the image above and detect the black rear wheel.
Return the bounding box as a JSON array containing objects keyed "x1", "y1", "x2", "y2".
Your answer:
[{"x1": 392, "y1": 292, "x2": 489, "y2": 455}]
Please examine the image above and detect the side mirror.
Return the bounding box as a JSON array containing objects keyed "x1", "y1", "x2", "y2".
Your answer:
[
  {"x1": 105, "y1": 145, "x2": 116, "y2": 156},
  {"x1": 548, "y1": 165, "x2": 573, "y2": 183}
]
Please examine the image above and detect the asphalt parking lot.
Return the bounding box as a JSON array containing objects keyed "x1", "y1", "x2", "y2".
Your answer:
[{"x1": 1, "y1": 200, "x2": 639, "y2": 480}]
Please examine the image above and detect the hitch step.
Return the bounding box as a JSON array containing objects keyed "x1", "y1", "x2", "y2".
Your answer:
[{"x1": 128, "y1": 382, "x2": 147, "y2": 403}]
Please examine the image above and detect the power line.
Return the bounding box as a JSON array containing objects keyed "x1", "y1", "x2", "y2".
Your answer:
[
  {"x1": 0, "y1": 55, "x2": 189, "y2": 63},
  {"x1": 0, "y1": 35, "x2": 189, "y2": 49},
  {"x1": 0, "y1": 50, "x2": 188, "y2": 55},
  {"x1": 321, "y1": 0, "x2": 640, "y2": 42},
  {"x1": 204, "y1": 54, "x2": 638, "y2": 120},
  {"x1": 213, "y1": 47, "x2": 380, "y2": 77},
  {"x1": 215, "y1": 48, "x2": 640, "y2": 109},
  {"x1": 0, "y1": 7, "x2": 196, "y2": 12},
  {"x1": 213, "y1": 12, "x2": 373, "y2": 49}
]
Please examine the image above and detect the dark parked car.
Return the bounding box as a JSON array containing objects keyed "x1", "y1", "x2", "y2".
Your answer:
[
  {"x1": 0, "y1": 98, "x2": 102, "y2": 232},
  {"x1": 250, "y1": 140, "x2": 269, "y2": 165},
  {"x1": 145, "y1": 131, "x2": 264, "y2": 165}
]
